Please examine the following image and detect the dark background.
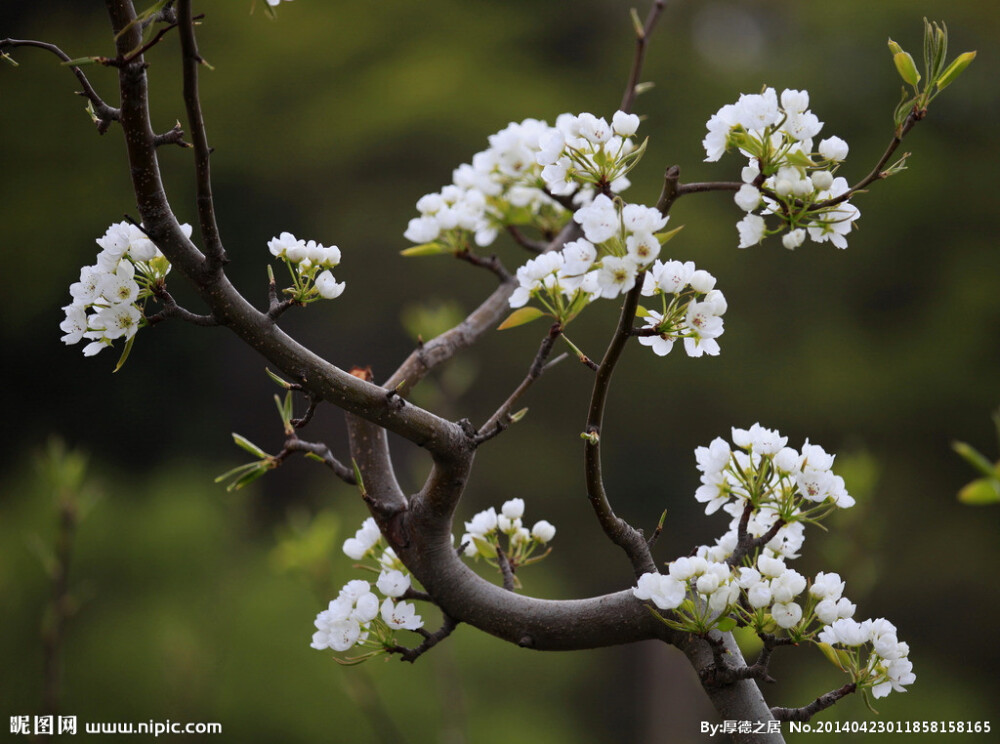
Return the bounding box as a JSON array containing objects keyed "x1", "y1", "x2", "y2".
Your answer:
[{"x1": 2, "y1": 1, "x2": 998, "y2": 742}]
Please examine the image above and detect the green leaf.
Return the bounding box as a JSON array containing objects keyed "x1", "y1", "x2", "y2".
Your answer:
[
  {"x1": 816, "y1": 641, "x2": 847, "y2": 672},
  {"x1": 653, "y1": 225, "x2": 685, "y2": 246},
  {"x1": 952, "y1": 441, "x2": 999, "y2": 478},
  {"x1": 61, "y1": 56, "x2": 100, "y2": 67},
  {"x1": 351, "y1": 458, "x2": 367, "y2": 497},
  {"x1": 400, "y1": 242, "x2": 448, "y2": 257},
  {"x1": 232, "y1": 433, "x2": 269, "y2": 459},
  {"x1": 936, "y1": 51, "x2": 976, "y2": 90},
  {"x1": 635, "y1": 305, "x2": 651, "y2": 318},
  {"x1": 957, "y1": 477, "x2": 1000, "y2": 506},
  {"x1": 264, "y1": 367, "x2": 293, "y2": 389},
  {"x1": 112, "y1": 334, "x2": 136, "y2": 373},
  {"x1": 714, "y1": 616, "x2": 738, "y2": 632},
  {"x1": 497, "y1": 306, "x2": 545, "y2": 330},
  {"x1": 630, "y1": 8, "x2": 644, "y2": 38},
  {"x1": 893, "y1": 51, "x2": 921, "y2": 87}
]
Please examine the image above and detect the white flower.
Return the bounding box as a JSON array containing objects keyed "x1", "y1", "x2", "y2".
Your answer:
[
  {"x1": 376, "y1": 570, "x2": 411, "y2": 598},
  {"x1": 501, "y1": 498, "x2": 525, "y2": 520},
  {"x1": 771, "y1": 601, "x2": 803, "y2": 629},
  {"x1": 731, "y1": 423, "x2": 787, "y2": 455},
  {"x1": 465, "y1": 507, "x2": 498, "y2": 536},
  {"x1": 625, "y1": 231, "x2": 660, "y2": 267},
  {"x1": 621, "y1": 203, "x2": 668, "y2": 234},
  {"x1": 633, "y1": 572, "x2": 687, "y2": 611},
  {"x1": 92, "y1": 303, "x2": 141, "y2": 341},
  {"x1": 770, "y1": 569, "x2": 806, "y2": 604},
  {"x1": 60, "y1": 304, "x2": 89, "y2": 345},
  {"x1": 810, "y1": 572, "x2": 845, "y2": 600},
  {"x1": 747, "y1": 581, "x2": 772, "y2": 609},
  {"x1": 560, "y1": 239, "x2": 597, "y2": 276},
  {"x1": 734, "y1": 184, "x2": 761, "y2": 212},
  {"x1": 594, "y1": 256, "x2": 639, "y2": 298},
  {"x1": 736, "y1": 213, "x2": 766, "y2": 248},
  {"x1": 818, "y1": 136, "x2": 849, "y2": 161},
  {"x1": 612, "y1": 110, "x2": 640, "y2": 137},
  {"x1": 315, "y1": 270, "x2": 345, "y2": 299},
  {"x1": 757, "y1": 553, "x2": 786, "y2": 579},
  {"x1": 780, "y1": 88, "x2": 810, "y2": 114},
  {"x1": 404, "y1": 216, "x2": 441, "y2": 244},
  {"x1": 782, "y1": 229, "x2": 806, "y2": 250},
  {"x1": 380, "y1": 598, "x2": 423, "y2": 630},
  {"x1": 819, "y1": 618, "x2": 868, "y2": 647},
  {"x1": 574, "y1": 194, "x2": 619, "y2": 244},
  {"x1": 530, "y1": 519, "x2": 556, "y2": 543},
  {"x1": 577, "y1": 113, "x2": 612, "y2": 144},
  {"x1": 735, "y1": 88, "x2": 779, "y2": 132},
  {"x1": 343, "y1": 518, "x2": 381, "y2": 560}
]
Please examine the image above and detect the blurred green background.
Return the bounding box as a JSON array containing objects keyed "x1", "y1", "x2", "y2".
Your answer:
[{"x1": 2, "y1": 1, "x2": 998, "y2": 742}]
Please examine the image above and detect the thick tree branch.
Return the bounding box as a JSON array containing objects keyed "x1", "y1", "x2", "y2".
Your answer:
[
  {"x1": 0, "y1": 38, "x2": 121, "y2": 133},
  {"x1": 104, "y1": 0, "x2": 468, "y2": 461}
]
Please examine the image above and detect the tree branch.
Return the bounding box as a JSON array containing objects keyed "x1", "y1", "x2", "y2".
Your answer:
[
  {"x1": 384, "y1": 221, "x2": 581, "y2": 397},
  {"x1": 278, "y1": 437, "x2": 356, "y2": 486},
  {"x1": 475, "y1": 322, "x2": 562, "y2": 445},
  {"x1": 389, "y1": 614, "x2": 459, "y2": 663},
  {"x1": 455, "y1": 249, "x2": 512, "y2": 282},
  {"x1": 770, "y1": 683, "x2": 857, "y2": 722},
  {"x1": 145, "y1": 287, "x2": 218, "y2": 326},
  {"x1": 619, "y1": 1, "x2": 666, "y2": 114},
  {"x1": 580, "y1": 168, "x2": 685, "y2": 577},
  {"x1": 177, "y1": 0, "x2": 226, "y2": 271},
  {"x1": 0, "y1": 38, "x2": 121, "y2": 133},
  {"x1": 506, "y1": 225, "x2": 547, "y2": 254}
]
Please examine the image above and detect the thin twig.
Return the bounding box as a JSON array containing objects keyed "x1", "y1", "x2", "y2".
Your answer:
[
  {"x1": 770, "y1": 683, "x2": 857, "y2": 722},
  {"x1": 290, "y1": 394, "x2": 319, "y2": 429},
  {"x1": 389, "y1": 615, "x2": 459, "y2": 663},
  {"x1": 177, "y1": 0, "x2": 226, "y2": 270},
  {"x1": 145, "y1": 287, "x2": 218, "y2": 326},
  {"x1": 813, "y1": 109, "x2": 921, "y2": 210},
  {"x1": 475, "y1": 323, "x2": 562, "y2": 445},
  {"x1": 278, "y1": 437, "x2": 357, "y2": 485},
  {"x1": 619, "y1": 0, "x2": 666, "y2": 114},
  {"x1": 0, "y1": 38, "x2": 120, "y2": 133},
  {"x1": 455, "y1": 249, "x2": 512, "y2": 282},
  {"x1": 495, "y1": 544, "x2": 516, "y2": 592},
  {"x1": 506, "y1": 225, "x2": 547, "y2": 254},
  {"x1": 153, "y1": 121, "x2": 189, "y2": 148}
]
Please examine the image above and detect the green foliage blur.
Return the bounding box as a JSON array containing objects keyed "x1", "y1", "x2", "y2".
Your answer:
[{"x1": 2, "y1": 1, "x2": 999, "y2": 742}]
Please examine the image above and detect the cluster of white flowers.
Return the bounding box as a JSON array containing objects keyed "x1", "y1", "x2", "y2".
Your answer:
[
  {"x1": 310, "y1": 517, "x2": 423, "y2": 657},
  {"x1": 507, "y1": 195, "x2": 722, "y2": 340},
  {"x1": 404, "y1": 118, "x2": 568, "y2": 250},
  {"x1": 268, "y1": 231, "x2": 345, "y2": 301},
  {"x1": 536, "y1": 110, "x2": 642, "y2": 196},
  {"x1": 703, "y1": 88, "x2": 860, "y2": 249},
  {"x1": 403, "y1": 110, "x2": 642, "y2": 254},
  {"x1": 694, "y1": 423, "x2": 855, "y2": 519},
  {"x1": 638, "y1": 260, "x2": 727, "y2": 358},
  {"x1": 818, "y1": 617, "x2": 916, "y2": 699},
  {"x1": 632, "y1": 424, "x2": 913, "y2": 699},
  {"x1": 461, "y1": 499, "x2": 556, "y2": 571},
  {"x1": 60, "y1": 221, "x2": 181, "y2": 358}
]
